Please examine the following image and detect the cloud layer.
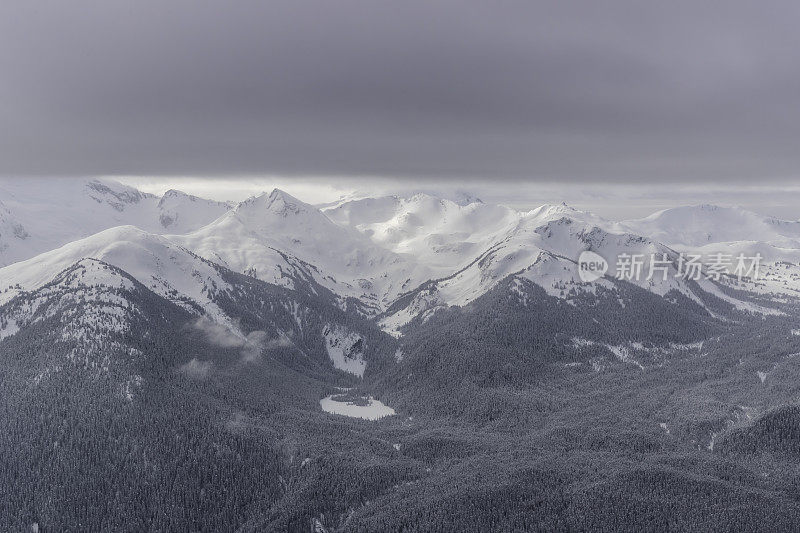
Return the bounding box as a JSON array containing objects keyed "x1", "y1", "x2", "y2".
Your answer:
[
  {"x1": 189, "y1": 317, "x2": 294, "y2": 364},
  {"x1": 2, "y1": 1, "x2": 799, "y2": 181}
]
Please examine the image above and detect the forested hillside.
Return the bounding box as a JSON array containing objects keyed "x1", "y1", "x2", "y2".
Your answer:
[{"x1": 4, "y1": 257, "x2": 800, "y2": 531}]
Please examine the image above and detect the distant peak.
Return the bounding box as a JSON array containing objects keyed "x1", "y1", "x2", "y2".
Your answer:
[
  {"x1": 85, "y1": 179, "x2": 147, "y2": 206},
  {"x1": 452, "y1": 192, "x2": 483, "y2": 206},
  {"x1": 642, "y1": 203, "x2": 735, "y2": 221},
  {"x1": 406, "y1": 192, "x2": 435, "y2": 201},
  {"x1": 525, "y1": 202, "x2": 607, "y2": 226},
  {"x1": 679, "y1": 204, "x2": 729, "y2": 213},
  {"x1": 157, "y1": 189, "x2": 196, "y2": 207},
  {"x1": 267, "y1": 188, "x2": 306, "y2": 208},
  {"x1": 237, "y1": 188, "x2": 312, "y2": 217},
  {"x1": 398, "y1": 190, "x2": 483, "y2": 206},
  {"x1": 535, "y1": 202, "x2": 579, "y2": 215},
  {"x1": 268, "y1": 188, "x2": 298, "y2": 202}
]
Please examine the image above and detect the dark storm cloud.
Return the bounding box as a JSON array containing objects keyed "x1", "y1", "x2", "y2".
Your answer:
[{"x1": 1, "y1": 0, "x2": 799, "y2": 181}]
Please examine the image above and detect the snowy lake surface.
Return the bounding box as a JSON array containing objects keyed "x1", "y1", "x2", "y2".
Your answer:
[{"x1": 319, "y1": 394, "x2": 396, "y2": 420}]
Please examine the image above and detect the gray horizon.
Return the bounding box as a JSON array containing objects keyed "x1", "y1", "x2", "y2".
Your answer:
[{"x1": 2, "y1": 1, "x2": 800, "y2": 183}]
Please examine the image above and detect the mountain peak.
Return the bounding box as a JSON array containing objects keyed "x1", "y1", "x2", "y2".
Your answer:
[
  {"x1": 623, "y1": 203, "x2": 800, "y2": 247},
  {"x1": 234, "y1": 189, "x2": 321, "y2": 221},
  {"x1": 268, "y1": 187, "x2": 301, "y2": 203},
  {"x1": 157, "y1": 189, "x2": 195, "y2": 208},
  {"x1": 85, "y1": 179, "x2": 150, "y2": 207},
  {"x1": 161, "y1": 189, "x2": 191, "y2": 199},
  {"x1": 530, "y1": 202, "x2": 582, "y2": 218},
  {"x1": 452, "y1": 192, "x2": 483, "y2": 206},
  {"x1": 262, "y1": 188, "x2": 311, "y2": 215},
  {"x1": 638, "y1": 203, "x2": 744, "y2": 223},
  {"x1": 401, "y1": 191, "x2": 484, "y2": 206}
]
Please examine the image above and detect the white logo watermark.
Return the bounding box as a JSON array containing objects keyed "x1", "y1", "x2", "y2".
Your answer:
[
  {"x1": 578, "y1": 250, "x2": 609, "y2": 282},
  {"x1": 576, "y1": 251, "x2": 762, "y2": 283}
]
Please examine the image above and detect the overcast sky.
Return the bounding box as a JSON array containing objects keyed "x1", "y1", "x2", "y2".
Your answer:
[{"x1": 2, "y1": 1, "x2": 800, "y2": 197}]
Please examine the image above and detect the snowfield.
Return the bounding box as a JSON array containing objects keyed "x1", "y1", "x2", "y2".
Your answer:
[{"x1": 0, "y1": 177, "x2": 229, "y2": 267}]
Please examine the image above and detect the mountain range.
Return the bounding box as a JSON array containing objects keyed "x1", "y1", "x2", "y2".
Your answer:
[
  {"x1": 2, "y1": 178, "x2": 797, "y2": 333},
  {"x1": 3, "y1": 178, "x2": 800, "y2": 531}
]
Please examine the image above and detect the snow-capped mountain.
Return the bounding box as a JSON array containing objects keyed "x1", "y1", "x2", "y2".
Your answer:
[
  {"x1": 0, "y1": 225, "x2": 394, "y2": 379},
  {"x1": 621, "y1": 204, "x2": 800, "y2": 300},
  {"x1": 0, "y1": 178, "x2": 231, "y2": 267},
  {"x1": 2, "y1": 180, "x2": 798, "y2": 341},
  {"x1": 322, "y1": 194, "x2": 790, "y2": 334},
  {"x1": 171, "y1": 189, "x2": 431, "y2": 315},
  {"x1": 155, "y1": 188, "x2": 232, "y2": 232},
  {"x1": 622, "y1": 204, "x2": 800, "y2": 248},
  {"x1": 372, "y1": 202, "x2": 765, "y2": 335},
  {"x1": 0, "y1": 225, "x2": 236, "y2": 327}
]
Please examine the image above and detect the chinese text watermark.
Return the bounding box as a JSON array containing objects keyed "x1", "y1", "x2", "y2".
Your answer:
[{"x1": 578, "y1": 251, "x2": 762, "y2": 283}]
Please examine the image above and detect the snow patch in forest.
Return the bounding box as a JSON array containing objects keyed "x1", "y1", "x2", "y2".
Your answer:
[
  {"x1": 571, "y1": 337, "x2": 594, "y2": 348},
  {"x1": 605, "y1": 344, "x2": 645, "y2": 370},
  {"x1": 570, "y1": 337, "x2": 644, "y2": 370},
  {"x1": 0, "y1": 319, "x2": 19, "y2": 340},
  {"x1": 121, "y1": 375, "x2": 143, "y2": 401}
]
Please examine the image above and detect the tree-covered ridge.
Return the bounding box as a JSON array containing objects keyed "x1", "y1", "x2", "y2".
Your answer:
[{"x1": 3, "y1": 256, "x2": 800, "y2": 531}]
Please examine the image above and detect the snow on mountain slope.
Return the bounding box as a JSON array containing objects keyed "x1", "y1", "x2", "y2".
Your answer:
[
  {"x1": 0, "y1": 178, "x2": 231, "y2": 267},
  {"x1": 621, "y1": 204, "x2": 800, "y2": 301},
  {"x1": 323, "y1": 193, "x2": 522, "y2": 276},
  {"x1": 0, "y1": 259, "x2": 145, "y2": 361},
  {"x1": 0, "y1": 225, "x2": 235, "y2": 327},
  {"x1": 322, "y1": 323, "x2": 366, "y2": 376},
  {"x1": 684, "y1": 240, "x2": 800, "y2": 300},
  {"x1": 377, "y1": 203, "x2": 785, "y2": 335},
  {"x1": 155, "y1": 189, "x2": 232, "y2": 232},
  {"x1": 622, "y1": 204, "x2": 800, "y2": 248},
  {"x1": 0, "y1": 258, "x2": 131, "y2": 340},
  {"x1": 0, "y1": 259, "x2": 158, "y2": 394},
  {"x1": 0, "y1": 223, "x2": 399, "y2": 381},
  {"x1": 3, "y1": 181, "x2": 794, "y2": 339},
  {"x1": 171, "y1": 189, "x2": 431, "y2": 314},
  {"x1": 0, "y1": 199, "x2": 30, "y2": 257}
]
